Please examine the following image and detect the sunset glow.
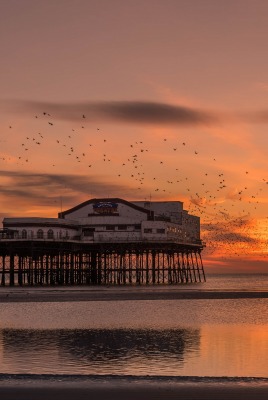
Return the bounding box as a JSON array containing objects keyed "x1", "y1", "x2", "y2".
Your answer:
[{"x1": 0, "y1": 0, "x2": 267, "y2": 272}]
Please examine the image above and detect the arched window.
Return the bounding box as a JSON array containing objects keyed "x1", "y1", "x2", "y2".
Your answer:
[
  {"x1": 37, "y1": 229, "x2": 44, "y2": 239},
  {"x1": 47, "y1": 229, "x2": 54, "y2": 239},
  {"x1": 21, "y1": 229, "x2": 27, "y2": 239}
]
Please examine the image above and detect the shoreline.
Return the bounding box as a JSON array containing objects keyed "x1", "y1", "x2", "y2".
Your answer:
[
  {"x1": 0, "y1": 286, "x2": 268, "y2": 302},
  {"x1": 1, "y1": 375, "x2": 268, "y2": 400}
]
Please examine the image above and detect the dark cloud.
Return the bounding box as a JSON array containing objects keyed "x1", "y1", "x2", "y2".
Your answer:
[
  {"x1": 211, "y1": 231, "x2": 258, "y2": 244},
  {"x1": 202, "y1": 219, "x2": 258, "y2": 246},
  {"x1": 3, "y1": 100, "x2": 216, "y2": 126},
  {"x1": 5, "y1": 99, "x2": 268, "y2": 126},
  {"x1": 0, "y1": 170, "x2": 143, "y2": 212}
]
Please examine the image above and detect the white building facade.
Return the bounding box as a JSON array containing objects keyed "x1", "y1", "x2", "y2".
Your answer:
[{"x1": 2, "y1": 198, "x2": 202, "y2": 245}]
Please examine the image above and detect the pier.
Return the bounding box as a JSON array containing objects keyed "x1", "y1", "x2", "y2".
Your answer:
[
  {"x1": 0, "y1": 198, "x2": 206, "y2": 286},
  {"x1": 0, "y1": 240, "x2": 205, "y2": 286}
]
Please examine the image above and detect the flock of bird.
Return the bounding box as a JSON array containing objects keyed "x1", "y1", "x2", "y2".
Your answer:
[{"x1": 2, "y1": 110, "x2": 268, "y2": 259}]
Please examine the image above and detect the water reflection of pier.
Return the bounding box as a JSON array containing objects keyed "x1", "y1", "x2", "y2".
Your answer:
[
  {"x1": 2, "y1": 328, "x2": 201, "y2": 374},
  {"x1": 0, "y1": 241, "x2": 205, "y2": 286}
]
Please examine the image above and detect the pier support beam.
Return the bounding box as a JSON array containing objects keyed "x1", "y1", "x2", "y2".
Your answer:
[{"x1": 0, "y1": 241, "x2": 206, "y2": 286}]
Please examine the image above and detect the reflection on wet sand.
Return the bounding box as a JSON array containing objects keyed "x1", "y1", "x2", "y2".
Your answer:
[{"x1": 1, "y1": 328, "x2": 200, "y2": 375}]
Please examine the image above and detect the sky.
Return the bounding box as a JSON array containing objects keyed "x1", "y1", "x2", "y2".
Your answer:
[{"x1": 0, "y1": 0, "x2": 267, "y2": 273}]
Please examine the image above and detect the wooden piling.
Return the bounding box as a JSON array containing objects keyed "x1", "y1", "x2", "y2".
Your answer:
[{"x1": 0, "y1": 240, "x2": 206, "y2": 286}]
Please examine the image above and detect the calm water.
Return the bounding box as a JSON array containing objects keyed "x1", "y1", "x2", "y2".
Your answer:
[
  {"x1": 0, "y1": 274, "x2": 268, "y2": 378},
  {"x1": 202, "y1": 273, "x2": 268, "y2": 291}
]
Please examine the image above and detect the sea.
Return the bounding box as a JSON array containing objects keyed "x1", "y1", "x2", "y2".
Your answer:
[{"x1": 0, "y1": 273, "x2": 268, "y2": 379}]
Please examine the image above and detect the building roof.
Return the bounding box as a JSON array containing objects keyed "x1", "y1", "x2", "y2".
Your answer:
[{"x1": 59, "y1": 197, "x2": 154, "y2": 219}]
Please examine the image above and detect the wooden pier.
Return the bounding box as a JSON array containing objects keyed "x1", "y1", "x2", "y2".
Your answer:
[{"x1": 0, "y1": 240, "x2": 205, "y2": 286}]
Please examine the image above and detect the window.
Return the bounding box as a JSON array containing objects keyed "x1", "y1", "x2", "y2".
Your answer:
[
  {"x1": 118, "y1": 225, "x2": 127, "y2": 230},
  {"x1": 106, "y1": 225, "x2": 115, "y2": 231},
  {"x1": 134, "y1": 224, "x2": 141, "y2": 230},
  {"x1": 156, "y1": 229, "x2": 165, "y2": 234},
  {"x1": 47, "y1": 229, "x2": 54, "y2": 239},
  {"x1": 144, "y1": 228, "x2": 152, "y2": 233},
  {"x1": 21, "y1": 229, "x2": 27, "y2": 239},
  {"x1": 37, "y1": 229, "x2": 44, "y2": 239},
  {"x1": 83, "y1": 228, "x2": 95, "y2": 237}
]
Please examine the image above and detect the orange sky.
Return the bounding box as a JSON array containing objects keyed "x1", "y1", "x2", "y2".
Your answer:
[{"x1": 0, "y1": 0, "x2": 267, "y2": 272}]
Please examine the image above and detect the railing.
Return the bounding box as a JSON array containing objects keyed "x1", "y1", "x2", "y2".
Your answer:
[
  {"x1": 0, "y1": 232, "x2": 204, "y2": 247},
  {"x1": 0, "y1": 235, "x2": 71, "y2": 241}
]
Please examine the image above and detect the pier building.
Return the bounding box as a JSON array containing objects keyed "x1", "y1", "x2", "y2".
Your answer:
[{"x1": 0, "y1": 198, "x2": 205, "y2": 286}]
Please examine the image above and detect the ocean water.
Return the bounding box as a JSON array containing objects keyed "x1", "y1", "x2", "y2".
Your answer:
[
  {"x1": 0, "y1": 274, "x2": 268, "y2": 378},
  {"x1": 201, "y1": 273, "x2": 268, "y2": 291}
]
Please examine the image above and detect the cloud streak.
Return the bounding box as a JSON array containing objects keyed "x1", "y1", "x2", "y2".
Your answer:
[
  {"x1": 0, "y1": 170, "x2": 143, "y2": 213},
  {"x1": 3, "y1": 100, "x2": 216, "y2": 126},
  {"x1": 5, "y1": 99, "x2": 268, "y2": 126}
]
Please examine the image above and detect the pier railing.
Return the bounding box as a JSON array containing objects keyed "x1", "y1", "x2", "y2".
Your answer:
[{"x1": 0, "y1": 236, "x2": 204, "y2": 248}]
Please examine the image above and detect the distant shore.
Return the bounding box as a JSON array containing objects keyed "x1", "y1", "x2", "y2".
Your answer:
[
  {"x1": 0, "y1": 285, "x2": 268, "y2": 302},
  {"x1": 0, "y1": 375, "x2": 268, "y2": 400}
]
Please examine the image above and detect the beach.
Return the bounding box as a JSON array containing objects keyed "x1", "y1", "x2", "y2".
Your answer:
[
  {"x1": 1, "y1": 282, "x2": 268, "y2": 399},
  {"x1": 1, "y1": 285, "x2": 268, "y2": 302},
  {"x1": 1, "y1": 375, "x2": 268, "y2": 400}
]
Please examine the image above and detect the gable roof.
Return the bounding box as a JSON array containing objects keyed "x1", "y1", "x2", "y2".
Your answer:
[{"x1": 59, "y1": 198, "x2": 154, "y2": 219}]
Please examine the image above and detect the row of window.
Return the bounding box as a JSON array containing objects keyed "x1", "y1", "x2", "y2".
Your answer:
[
  {"x1": 144, "y1": 228, "x2": 165, "y2": 234},
  {"x1": 105, "y1": 225, "x2": 141, "y2": 231},
  {"x1": 21, "y1": 229, "x2": 69, "y2": 239},
  {"x1": 83, "y1": 225, "x2": 141, "y2": 235},
  {"x1": 167, "y1": 227, "x2": 183, "y2": 234},
  {"x1": 21, "y1": 229, "x2": 55, "y2": 239},
  {"x1": 20, "y1": 226, "x2": 166, "y2": 239}
]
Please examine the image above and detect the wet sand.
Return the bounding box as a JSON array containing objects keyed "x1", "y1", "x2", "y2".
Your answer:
[
  {"x1": 1, "y1": 290, "x2": 268, "y2": 398},
  {"x1": 1, "y1": 376, "x2": 268, "y2": 400},
  {"x1": 0, "y1": 285, "x2": 268, "y2": 302}
]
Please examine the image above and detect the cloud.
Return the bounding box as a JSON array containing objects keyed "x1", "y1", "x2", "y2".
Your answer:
[
  {"x1": 201, "y1": 215, "x2": 261, "y2": 252},
  {"x1": 5, "y1": 98, "x2": 268, "y2": 126},
  {"x1": 0, "y1": 170, "x2": 143, "y2": 211},
  {"x1": 211, "y1": 231, "x2": 258, "y2": 244},
  {"x1": 3, "y1": 100, "x2": 216, "y2": 126},
  {"x1": 204, "y1": 257, "x2": 268, "y2": 273},
  {"x1": 190, "y1": 196, "x2": 207, "y2": 207}
]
